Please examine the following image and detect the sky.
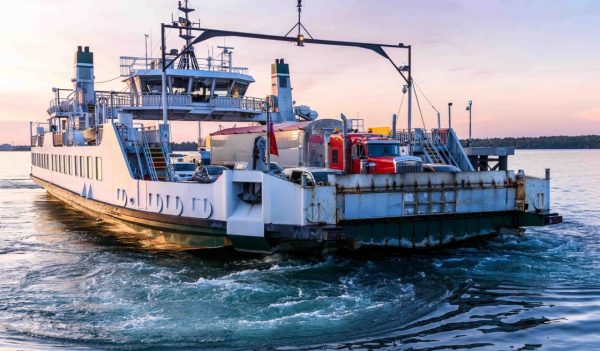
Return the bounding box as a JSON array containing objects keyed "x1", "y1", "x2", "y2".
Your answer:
[{"x1": 1, "y1": 0, "x2": 599, "y2": 144}]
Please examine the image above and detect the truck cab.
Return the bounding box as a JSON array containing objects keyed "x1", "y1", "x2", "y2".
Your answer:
[{"x1": 329, "y1": 133, "x2": 421, "y2": 174}]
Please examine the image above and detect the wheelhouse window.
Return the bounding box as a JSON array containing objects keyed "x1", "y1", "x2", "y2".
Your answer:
[
  {"x1": 213, "y1": 79, "x2": 232, "y2": 97},
  {"x1": 169, "y1": 76, "x2": 189, "y2": 94},
  {"x1": 191, "y1": 78, "x2": 211, "y2": 102},
  {"x1": 230, "y1": 81, "x2": 248, "y2": 98},
  {"x1": 140, "y1": 78, "x2": 163, "y2": 94}
]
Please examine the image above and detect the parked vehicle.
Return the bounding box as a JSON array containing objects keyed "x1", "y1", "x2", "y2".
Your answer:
[
  {"x1": 283, "y1": 167, "x2": 344, "y2": 186},
  {"x1": 170, "y1": 153, "x2": 187, "y2": 163},
  {"x1": 173, "y1": 162, "x2": 197, "y2": 181},
  {"x1": 191, "y1": 165, "x2": 228, "y2": 183},
  {"x1": 328, "y1": 133, "x2": 422, "y2": 174},
  {"x1": 267, "y1": 162, "x2": 284, "y2": 176}
]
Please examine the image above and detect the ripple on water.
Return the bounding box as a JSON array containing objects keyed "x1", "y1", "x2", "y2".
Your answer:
[{"x1": 1, "y1": 151, "x2": 600, "y2": 350}]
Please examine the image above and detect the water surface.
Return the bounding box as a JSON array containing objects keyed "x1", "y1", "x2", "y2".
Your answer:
[{"x1": 0, "y1": 150, "x2": 599, "y2": 350}]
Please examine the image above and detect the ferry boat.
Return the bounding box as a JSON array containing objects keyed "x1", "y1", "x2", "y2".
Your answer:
[{"x1": 29, "y1": 1, "x2": 561, "y2": 253}]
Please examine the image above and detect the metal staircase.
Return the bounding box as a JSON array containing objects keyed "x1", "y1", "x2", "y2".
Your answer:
[
  {"x1": 160, "y1": 141, "x2": 174, "y2": 181},
  {"x1": 140, "y1": 131, "x2": 158, "y2": 181},
  {"x1": 149, "y1": 147, "x2": 169, "y2": 181},
  {"x1": 423, "y1": 140, "x2": 444, "y2": 164},
  {"x1": 431, "y1": 136, "x2": 461, "y2": 168}
]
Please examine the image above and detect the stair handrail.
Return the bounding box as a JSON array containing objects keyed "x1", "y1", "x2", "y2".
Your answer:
[
  {"x1": 431, "y1": 132, "x2": 460, "y2": 168},
  {"x1": 130, "y1": 127, "x2": 146, "y2": 180},
  {"x1": 160, "y1": 142, "x2": 174, "y2": 181},
  {"x1": 140, "y1": 127, "x2": 159, "y2": 181},
  {"x1": 422, "y1": 131, "x2": 445, "y2": 164},
  {"x1": 443, "y1": 129, "x2": 475, "y2": 171}
]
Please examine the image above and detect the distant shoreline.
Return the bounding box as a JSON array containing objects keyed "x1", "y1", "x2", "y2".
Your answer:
[
  {"x1": 3, "y1": 134, "x2": 600, "y2": 151},
  {"x1": 463, "y1": 135, "x2": 600, "y2": 149}
]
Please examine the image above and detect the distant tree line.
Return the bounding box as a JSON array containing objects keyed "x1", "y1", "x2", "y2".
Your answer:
[
  {"x1": 6, "y1": 135, "x2": 600, "y2": 152},
  {"x1": 0, "y1": 144, "x2": 31, "y2": 151},
  {"x1": 170, "y1": 142, "x2": 198, "y2": 151},
  {"x1": 463, "y1": 135, "x2": 600, "y2": 149}
]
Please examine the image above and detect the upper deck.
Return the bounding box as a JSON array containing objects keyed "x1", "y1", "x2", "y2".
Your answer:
[{"x1": 47, "y1": 49, "x2": 267, "y2": 122}]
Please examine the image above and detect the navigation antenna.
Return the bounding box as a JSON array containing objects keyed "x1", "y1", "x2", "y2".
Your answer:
[
  {"x1": 176, "y1": 0, "x2": 199, "y2": 69},
  {"x1": 284, "y1": 0, "x2": 314, "y2": 46}
]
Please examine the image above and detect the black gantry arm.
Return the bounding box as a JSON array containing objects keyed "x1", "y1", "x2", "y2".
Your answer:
[{"x1": 162, "y1": 25, "x2": 411, "y2": 84}]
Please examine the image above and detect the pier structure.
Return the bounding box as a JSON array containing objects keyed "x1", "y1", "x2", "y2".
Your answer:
[{"x1": 465, "y1": 147, "x2": 515, "y2": 171}]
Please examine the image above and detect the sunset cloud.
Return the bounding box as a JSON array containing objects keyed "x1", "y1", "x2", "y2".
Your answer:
[{"x1": 0, "y1": 0, "x2": 599, "y2": 144}]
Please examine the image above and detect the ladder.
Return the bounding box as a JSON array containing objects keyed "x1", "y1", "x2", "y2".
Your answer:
[
  {"x1": 431, "y1": 135, "x2": 460, "y2": 168},
  {"x1": 149, "y1": 146, "x2": 168, "y2": 181},
  {"x1": 423, "y1": 139, "x2": 444, "y2": 164},
  {"x1": 140, "y1": 130, "x2": 158, "y2": 181},
  {"x1": 159, "y1": 141, "x2": 174, "y2": 181}
]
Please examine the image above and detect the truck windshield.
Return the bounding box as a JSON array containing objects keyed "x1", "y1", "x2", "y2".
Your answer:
[{"x1": 367, "y1": 143, "x2": 401, "y2": 157}]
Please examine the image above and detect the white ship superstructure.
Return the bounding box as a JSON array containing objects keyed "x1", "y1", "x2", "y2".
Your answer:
[{"x1": 29, "y1": 1, "x2": 561, "y2": 253}]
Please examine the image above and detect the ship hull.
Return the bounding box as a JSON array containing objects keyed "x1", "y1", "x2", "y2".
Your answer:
[
  {"x1": 30, "y1": 174, "x2": 537, "y2": 255},
  {"x1": 31, "y1": 175, "x2": 249, "y2": 251},
  {"x1": 28, "y1": 123, "x2": 560, "y2": 254}
]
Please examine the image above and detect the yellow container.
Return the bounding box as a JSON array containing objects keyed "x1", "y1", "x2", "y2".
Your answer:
[{"x1": 367, "y1": 127, "x2": 391, "y2": 136}]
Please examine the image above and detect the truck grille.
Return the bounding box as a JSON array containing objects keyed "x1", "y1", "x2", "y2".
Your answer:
[{"x1": 395, "y1": 160, "x2": 423, "y2": 174}]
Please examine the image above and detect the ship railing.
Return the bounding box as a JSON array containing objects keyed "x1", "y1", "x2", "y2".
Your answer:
[
  {"x1": 140, "y1": 126, "x2": 160, "y2": 144},
  {"x1": 47, "y1": 97, "x2": 72, "y2": 115},
  {"x1": 30, "y1": 135, "x2": 44, "y2": 147},
  {"x1": 210, "y1": 96, "x2": 264, "y2": 111},
  {"x1": 396, "y1": 129, "x2": 416, "y2": 145},
  {"x1": 128, "y1": 94, "x2": 191, "y2": 107},
  {"x1": 52, "y1": 132, "x2": 65, "y2": 147},
  {"x1": 120, "y1": 56, "x2": 161, "y2": 76},
  {"x1": 106, "y1": 92, "x2": 263, "y2": 111},
  {"x1": 95, "y1": 91, "x2": 132, "y2": 108},
  {"x1": 119, "y1": 56, "x2": 249, "y2": 76}
]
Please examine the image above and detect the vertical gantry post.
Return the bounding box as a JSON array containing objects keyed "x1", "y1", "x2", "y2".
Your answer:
[
  {"x1": 161, "y1": 24, "x2": 168, "y2": 125},
  {"x1": 266, "y1": 98, "x2": 271, "y2": 169},
  {"x1": 467, "y1": 99, "x2": 473, "y2": 146},
  {"x1": 110, "y1": 91, "x2": 115, "y2": 123},
  {"x1": 407, "y1": 46, "x2": 412, "y2": 132},
  {"x1": 407, "y1": 46, "x2": 413, "y2": 154}
]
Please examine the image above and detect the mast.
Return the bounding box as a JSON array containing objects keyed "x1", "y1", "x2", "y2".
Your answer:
[{"x1": 176, "y1": 0, "x2": 199, "y2": 70}]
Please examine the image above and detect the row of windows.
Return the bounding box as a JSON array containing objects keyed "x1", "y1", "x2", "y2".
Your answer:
[{"x1": 32, "y1": 153, "x2": 103, "y2": 181}]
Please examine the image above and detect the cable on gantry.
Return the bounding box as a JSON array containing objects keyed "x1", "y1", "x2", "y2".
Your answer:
[{"x1": 413, "y1": 84, "x2": 427, "y2": 130}]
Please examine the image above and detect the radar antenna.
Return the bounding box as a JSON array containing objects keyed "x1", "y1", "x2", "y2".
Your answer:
[{"x1": 284, "y1": 0, "x2": 314, "y2": 46}]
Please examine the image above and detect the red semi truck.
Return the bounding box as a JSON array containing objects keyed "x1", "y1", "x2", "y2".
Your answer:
[{"x1": 328, "y1": 133, "x2": 422, "y2": 174}]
